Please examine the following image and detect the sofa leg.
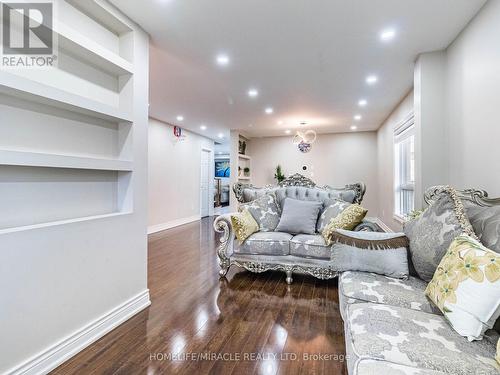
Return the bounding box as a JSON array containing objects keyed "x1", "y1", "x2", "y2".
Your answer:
[
  {"x1": 285, "y1": 270, "x2": 293, "y2": 284},
  {"x1": 219, "y1": 266, "x2": 230, "y2": 278}
]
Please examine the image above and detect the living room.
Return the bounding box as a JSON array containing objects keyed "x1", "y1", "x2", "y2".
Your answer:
[{"x1": 1, "y1": 1, "x2": 499, "y2": 375}]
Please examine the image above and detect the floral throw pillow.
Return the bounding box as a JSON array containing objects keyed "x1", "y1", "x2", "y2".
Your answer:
[
  {"x1": 322, "y1": 204, "x2": 367, "y2": 246},
  {"x1": 239, "y1": 193, "x2": 281, "y2": 232},
  {"x1": 231, "y1": 209, "x2": 259, "y2": 244},
  {"x1": 316, "y1": 198, "x2": 351, "y2": 233},
  {"x1": 404, "y1": 185, "x2": 477, "y2": 282},
  {"x1": 425, "y1": 234, "x2": 500, "y2": 341}
]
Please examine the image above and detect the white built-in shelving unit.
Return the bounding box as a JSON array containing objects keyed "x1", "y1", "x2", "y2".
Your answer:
[
  {"x1": 0, "y1": 0, "x2": 136, "y2": 233},
  {"x1": 0, "y1": 2, "x2": 150, "y2": 374},
  {"x1": 229, "y1": 132, "x2": 252, "y2": 210},
  {"x1": 237, "y1": 135, "x2": 252, "y2": 181}
]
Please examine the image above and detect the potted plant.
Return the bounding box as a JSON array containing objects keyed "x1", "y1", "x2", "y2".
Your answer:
[
  {"x1": 243, "y1": 167, "x2": 250, "y2": 177},
  {"x1": 238, "y1": 140, "x2": 247, "y2": 155},
  {"x1": 274, "y1": 165, "x2": 285, "y2": 183}
]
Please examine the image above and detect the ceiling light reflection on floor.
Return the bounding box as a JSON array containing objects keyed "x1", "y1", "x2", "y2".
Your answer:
[{"x1": 171, "y1": 334, "x2": 186, "y2": 355}]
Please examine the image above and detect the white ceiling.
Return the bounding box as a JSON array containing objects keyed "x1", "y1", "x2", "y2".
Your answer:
[{"x1": 111, "y1": 0, "x2": 486, "y2": 141}]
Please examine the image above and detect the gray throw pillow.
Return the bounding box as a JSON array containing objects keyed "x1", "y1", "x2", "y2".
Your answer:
[
  {"x1": 239, "y1": 193, "x2": 281, "y2": 232},
  {"x1": 404, "y1": 186, "x2": 477, "y2": 282},
  {"x1": 463, "y1": 202, "x2": 500, "y2": 254},
  {"x1": 275, "y1": 198, "x2": 322, "y2": 235},
  {"x1": 316, "y1": 198, "x2": 351, "y2": 233},
  {"x1": 330, "y1": 229, "x2": 410, "y2": 279}
]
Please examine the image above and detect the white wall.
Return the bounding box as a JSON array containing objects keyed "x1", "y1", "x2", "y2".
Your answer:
[
  {"x1": 148, "y1": 118, "x2": 215, "y2": 233},
  {"x1": 376, "y1": 0, "x2": 500, "y2": 229},
  {"x1": 445, "y1": 0, "x2": 500, "y2": 195},
  {"x1": 414, "y1": 52, "x2": 448, "y2": 208},
  {"x1": 0, "y1": 3, "x2": 150, "y2": 374},
  {"x1": 376, "y1": 91, "x2": 414, "y2": 231},
  {"x1": 250, "y1": 132, "x2": 379, "y2": 215}
]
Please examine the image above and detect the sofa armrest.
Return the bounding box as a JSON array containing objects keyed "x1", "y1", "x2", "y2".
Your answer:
[
  {"x1": 353, "y1": 219, "x2": 381, "y2": 232},
  {"x1": 213, "y1": 214, "x2": 236, "y2": 275}
]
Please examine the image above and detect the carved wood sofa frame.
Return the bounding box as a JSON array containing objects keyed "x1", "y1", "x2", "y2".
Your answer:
[
  {"x1": 214, "y1": 174, "x2": 367, "y2": 284},
  {"x1": 232, "y1": 173, "x2": 366, "y2": 205}
]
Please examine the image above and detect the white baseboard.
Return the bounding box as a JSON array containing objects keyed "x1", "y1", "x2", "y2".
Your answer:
[
  {"x1": 7, "y1": 290, "x2": 151, "y2": 375},
  {"x1": 147, "y1": 215, "x2": 200, "y2": 234}
]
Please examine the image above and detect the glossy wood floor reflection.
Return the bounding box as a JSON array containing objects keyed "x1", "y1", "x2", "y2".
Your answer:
[{"x1": 51, "y1": 217, "x2": 347, "y2": 375}]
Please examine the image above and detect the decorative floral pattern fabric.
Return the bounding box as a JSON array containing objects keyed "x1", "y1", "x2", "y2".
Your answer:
[
  {"x1": 404, "y1": 186, "x2": 477, "y2": 282},
  {"x1": 339, "y1": 271, "x2": 441, "y2": 316},
  {"x1": 425, "y1": 234, "x2": 500, "y2": 341},
  {"x1": 230, "y1": 209, "x2": 259, "y2": 243},
  {"x1": 346, "y1": 302, "x2": 500, "y2": 375},
  {"x1": 322, "y1": 204, "x2": 367, "y2": 245},
  {"x1": 235, "y1": 231, "x2": 292, "y2": 256},
  {"x1": 239, "y1": 193, "x2": 281, "y2": 232},
  {"x1": 289, "y1": 234, "x2": 331, "y2": 259},
  {"x1": 316, "y1": 198, "x2": 350, "y2": 233},
  {"x1": 356, "y1": 360, "x2": 447, "y2": 375}
]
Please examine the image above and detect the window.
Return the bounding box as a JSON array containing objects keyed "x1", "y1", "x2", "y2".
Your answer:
[{"x1": 394, "y1": 113, "x2": 415, "y2": 220}]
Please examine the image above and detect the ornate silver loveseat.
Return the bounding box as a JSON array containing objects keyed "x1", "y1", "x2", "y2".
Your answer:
[{"x1": 213, "y1": 174, "x2": 379, "y2": 284}]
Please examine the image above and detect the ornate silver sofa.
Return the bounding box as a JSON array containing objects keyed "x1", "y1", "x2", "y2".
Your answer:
[
  {"x1": 339, "y1": 186, "x2": 500, "y2": 374},
  {"x1": 213, "y1": 174, "x2": 380, "y2": 284}
]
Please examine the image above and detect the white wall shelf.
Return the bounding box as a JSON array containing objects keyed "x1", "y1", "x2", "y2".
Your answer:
[
  {"x1": 0, "y1": 71, "x2": 132, "y2": 123},
  {"x1": 0, "y1": 150, "x2": 133, "y2": 171},
  {"x1": 0, "y1": 211, "x2": 132, "y2": 236},
  {"x1": 65, "y1": 0, "x2": 133, "y2": 36},
  {"x1": 238, "y1": 154, "x2": 251, "y2": 160},
  {"x1": 238, "y1": 176, "x2": 251, "y2": 180},
  {"x1": 58, "y1": 23, "x2": 133, "y2": 76}
]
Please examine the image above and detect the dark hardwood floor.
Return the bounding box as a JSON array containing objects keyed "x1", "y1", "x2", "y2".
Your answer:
[{"x1": 51, "y1": 217, "x2": 347, "y2": 375}]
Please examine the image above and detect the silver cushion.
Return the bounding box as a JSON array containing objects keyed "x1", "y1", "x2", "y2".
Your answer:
[
  {"x1": 339, "y1": 271, "x2": 441, "y2": 319},
  {"x1": 464, "y1": 202, "x2": 500, "y2": 253},
  {"x1": 236, "y1": 232, "x2": 292, "y2": 256},
  {"x1": 345, "y1": 303, "x2": 499, "y2": 375},
  {"x1": 275, "y1": 198, "x2": 322, "y2": 235},
  {"x1": 241, "y1": 186, "x2": 358, "y2": 206},
  {"x1": 317, "y1": 198, "x2": 351, "y2": 232},
  {"x1": 289, "y1": 234, "x2": 331, "y2": 259}
]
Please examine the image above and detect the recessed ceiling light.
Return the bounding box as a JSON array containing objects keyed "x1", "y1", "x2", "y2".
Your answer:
[
  {"x1": 248, "y1": 89, "x2": 258, "y2": 98},
  {"x1": 200, "y1": 125, "x2": 207, "y2": 130},
  {"x1": 354, "y1": 115, "x2": 362, "y2": 121},
  {"x1": 358, "y1": 99, "x2": 367, "y2": 107},
  {"x1": 176, "y1": 115, "x2": 184, "y2": 121},
  {"x1": 277, "y1": 120, "x2": 284, "y2": 125},
  {"x1": 284, "y1": 129, "x2": 291, "y2": 134},
  {"x1": 218, "y1": 133, "x2": 224, "y2": 138},
  {"x1": 216, "y1": 54, "x2": 230, "y2": 66},
  {"x1": 366, "y1": 75, "x2": 378, "y2": 85},
  {"x1": 380, "y1": 28, "x2": 396, "y2": 42},
  {"x1": 350, "y1": 125, "x2": 358, "y2": 131},
  {"x1": 265, "y1": 107, "x2": 274, "y2": 114},
  {"x1": 248, "y1": 124, "x2": 253, "y2": 127},
  {"x1": 218, "y1": 151, "x2": 223, "y2": 155}
]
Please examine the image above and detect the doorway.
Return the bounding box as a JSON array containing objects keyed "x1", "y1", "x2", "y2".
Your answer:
[{"x1": 200, "y1": 149, "x2": 211, "y2": 217}]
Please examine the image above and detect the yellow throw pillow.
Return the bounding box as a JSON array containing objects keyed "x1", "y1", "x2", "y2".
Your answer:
[
  {"x1": 322, "y1": 204, "x2": 368, "y2": 245},
  {"x1": 231, "y1": 209, "x2": 259, "y2": 244},
  {"x1": 425, "y1": 234, "x2": 500, "y2": 341}
]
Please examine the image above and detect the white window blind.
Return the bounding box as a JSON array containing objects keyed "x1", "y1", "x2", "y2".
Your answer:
[{"x1": 394, "y1": 113, "x2": 415, "y2": 219}]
